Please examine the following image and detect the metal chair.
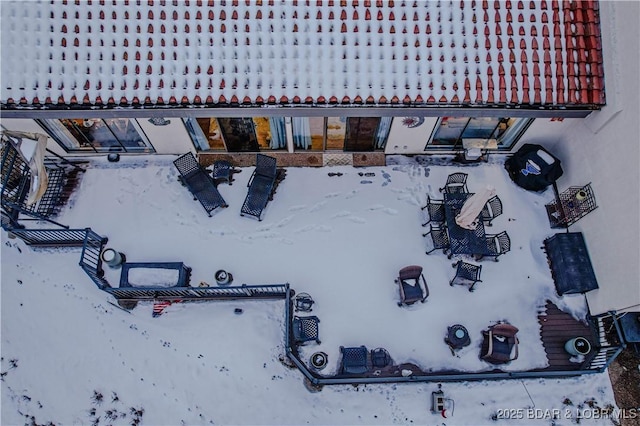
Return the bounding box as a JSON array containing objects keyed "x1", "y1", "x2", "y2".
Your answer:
[
  {"x1": 292, "y1": 316, "x2": 321, "y2": 345},
  {"x1": 211, "y1": 160, "x2": 233, "y2": 185},
  {"x1": 370, "y1": 347, "x2": 392, "y2": 368},
  {"x1": 484, "y1": 231, "x2": 511, "y2": 261},
  {"x1": 339, "y1": 346, "x2": 370, "y2": 375},
  {"x1": 450, "y1": 260, "x2": 483, "y2": 292},
  {"x1": 439, "y1": 172, "x2": 469, "y2": 194},
  {"x1": 421, "y1": 195, "x2": 446, "y2": 227},
  {"x1": 480, "y1": 195, "x2": 503, "y2": 226},
  {"x1": 422, "y1": 224, "x2": 450, "y2": 255},
  {"x1": 480, "y1": 322, "x2": 519, "y2": 364},
  {"x1": 294, "y1": 292, "x2": 315, "y2": 312},
  {"x1": 395, "y1": 265, "x2": 429, "y2": 306}
]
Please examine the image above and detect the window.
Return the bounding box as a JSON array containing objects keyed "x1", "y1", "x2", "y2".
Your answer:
[
  {"x1": 38, "y1": 119, "x2": 154, "y2": 153},
  {"x1": 184, "y1": 117, "x2": 287, "y2": 152},
  {"x1": 427, "y1": 117, "x2": 533, "y2": 150},
  {"x1": 292, "y1": 117, "x2": 390, "y2": 151}
]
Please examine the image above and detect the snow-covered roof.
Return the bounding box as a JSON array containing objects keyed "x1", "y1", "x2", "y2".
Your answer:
[{"x1": 0, "y1": 0, "x2": 605, "y2": 109}]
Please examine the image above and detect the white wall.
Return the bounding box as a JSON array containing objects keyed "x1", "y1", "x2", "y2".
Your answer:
[
  {"x1": 385, "y1": 117, "x2": 439, "y2": 154},
  {"x1": 137, "y1": 117, "x2": 193, "y2": 154},
  {"x1": 530, "y1": 2, "x2": 640, "y2": 315},
  {"x1": 0, "y1": 118, "x2": 67, "y2": 156}
]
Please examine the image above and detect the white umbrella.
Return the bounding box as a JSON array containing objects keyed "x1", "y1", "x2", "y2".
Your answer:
[
  {"x1": 2, "y1": 131, "x2": 49, "y2": 205},
  {"x1": 455, "y1": 185, "x2": 497, "y2": 230}
]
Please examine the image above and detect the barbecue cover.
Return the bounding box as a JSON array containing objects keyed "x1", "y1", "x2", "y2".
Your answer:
[{"x1": 505, "y1": 144, "x2": 564, "y2": 191}]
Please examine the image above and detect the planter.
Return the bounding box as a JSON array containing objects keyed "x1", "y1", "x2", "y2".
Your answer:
[
  {"x1": 101, "y1": 248, "x2": 124, "y2": 268},
  {"x1": 310, "y1": 352, "x2": 328, "y2": 370},
  {"x1": 215, "y1": 269, "x2": 233, "y2": 286},
  {"x1": 565, "y1": 337, "x2": 591, "y2": 356}
]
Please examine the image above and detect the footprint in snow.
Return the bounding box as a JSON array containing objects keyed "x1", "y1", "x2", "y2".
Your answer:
[
  {"x1": 383, "y1": 208, "x2": 398, "y2": 215},
  {"x1": 289, "y1": 204, "x2": 307, "y2": 212},
  {"x1": 295, "y1": 224, "x2": 316, "y2": 233},
  {"x1": 275, "y1": 215, "x2": 294, "y2": 228},
  {"x1": 349, "y1": 216, "x2": 366, "y2": 224},
  {"x1": 325, "y1": 192, "x2": 341, "y2": 198},
  {"x1": 345, "y1": 190, "x2": 358, "y2": 199},
  {"x1": 309, "y1": 201, "x2": 327, "y2": 212},
  {"x1": 316, "y1": 225, "x2": 332, "y2": 232},
  {"x1": 331, "y1": 211, "x2": 352, "y2": 219},
  {"x1": 368, "y1": 204, "x2": 385, "y2": 211}
]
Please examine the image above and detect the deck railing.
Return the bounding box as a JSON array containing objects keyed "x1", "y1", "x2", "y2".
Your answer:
[
  {"x1": 7, "y1": 228, "x2": 91, "y2": 247},
  {"x1": 105, "y1": 283, "x2": 290, "y2": 302},
  {"x1": 78, "y1": 229, "x2": 110, "y2": 289}
]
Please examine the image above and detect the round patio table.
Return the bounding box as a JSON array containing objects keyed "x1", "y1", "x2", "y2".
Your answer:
[{"x1": 445, "y1": 324, "x2": 471, "y2": 350}]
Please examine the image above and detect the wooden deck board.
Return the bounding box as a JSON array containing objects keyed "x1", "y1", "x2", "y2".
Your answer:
[{"x1": 538, "y1": 301, "x2": 597, "y2": 370}]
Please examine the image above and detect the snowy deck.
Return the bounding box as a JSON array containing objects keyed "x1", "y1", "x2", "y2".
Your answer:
[{"x1": 53, "y1": 154, "x2": 600, "y2": 379}]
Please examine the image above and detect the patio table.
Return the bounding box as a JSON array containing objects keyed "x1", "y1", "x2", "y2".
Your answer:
[{"x1": 444, "y1": 193, "x2": 491, "y2": 257}]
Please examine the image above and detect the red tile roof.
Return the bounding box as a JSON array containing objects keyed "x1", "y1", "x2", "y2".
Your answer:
[{"x1": 0, "y1": 0, "x2": 605, "y2": 109}]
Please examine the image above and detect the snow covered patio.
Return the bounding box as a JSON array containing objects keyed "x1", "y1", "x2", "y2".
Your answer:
[
  {"x1": 2, "y1": 154, "x2": 624, "y2": 424},
  {"x1": 51, "y1": 155, "x2": 600, "y2": 375}
]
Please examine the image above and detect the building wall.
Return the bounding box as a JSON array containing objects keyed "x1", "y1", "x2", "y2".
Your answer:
[
  {"x1": 0, "y1": 118, "x2": 67, "y2": 156},
  {"x1": 543, "y1": 2, "x2": 640, "y2": 315},
  {"x1": 137, "y1": 118, "x2": 193, "y2": 154},
  {"x1": 385, "y1": 117, "x2": 439, "y2": 154}
]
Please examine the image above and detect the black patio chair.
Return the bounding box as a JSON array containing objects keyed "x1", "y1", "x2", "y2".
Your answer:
[
  {"x1": 480, "y1": 195, "x2": 503, "y2": 226},
  {"x1": 480, "y1": 322, "x2": 519, "y2": 364},
  {"x1": 439, "y1": 172, "x2": 469, "y2": 194},
  {"x1": 395, "y1": 265, "x2": 429, "y2": 306},
  {"x1": 483, "y1": 231, "x2": 511, "y2": 261},
  {"x1": 173, "y1": 152, "x2": 228, "y2": 216},
  {"x1": 292, "y1": 315, "x2": 321, "y2": 345},
  {"x1": 211, "y1": 160, "x2": 233, "y2": 186},
  {"x1": 339, "y1": 346, "x2": 370, "y2": 375},
  {"x1": 422, "y1": 224, "x2": 450, "y2": 255},
  {"x1": 450, "y1": 260, "x2": 483, "y2": 292},
  {"x1": 370, "y1": 347, "x2": 392, "y2": 368},
  {"x1": 240, "y1": 154, "x2": 278, "y2": 221},
  {"x1": 421, "y1": 195, "x2": 446, "y2": 227}
]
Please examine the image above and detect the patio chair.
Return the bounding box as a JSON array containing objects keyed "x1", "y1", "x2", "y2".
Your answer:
[
  {"x1": 370, "y1": 347, "x2": 392, "y2": 368},
  {"x1": 422, "y1": 224, "x2": 450, "y2": 255},
  {"x1": 173, "y1": 152, "x2": 228, "y2": 216},
  {"x1": 480, "y1": 322, "x2": 519, "y2": 364},
  {"x1": 450, "y1": 260, "x2": 483, "y2": 292},
  {"x1": 240, "y1": 154, "x2": 278, "y2": 221},
  {"x1": 480, "y1": 195, "x2": 503, "y2": 226},
  {"x1": 339, "y1": 346, "x2": 370, "y2": 375},
  {"x1": 439, "y1": 172, "x2": 469, "y2": 194},
  {"x1": 211, "y1": 160, "x2": 234, "y2": 186},
  {"x1": 483, "y1": 231, "x2": 511, "y2": 261},
  {"x1": 292, "y1": 316, "x2": 321, "y2": 345},
  {"x1": 421, "y1": 195, "x2": 446, "y2": 227},
  {"x1": 395, "y1": 265, "x2": 429, "y2": 306}
]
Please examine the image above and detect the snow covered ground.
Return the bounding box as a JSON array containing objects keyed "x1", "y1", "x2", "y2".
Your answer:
[{"x1": 1, "y1": 155, "x2": 620, "y2": 425}]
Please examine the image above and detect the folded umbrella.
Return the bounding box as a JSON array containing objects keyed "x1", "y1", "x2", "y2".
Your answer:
[{"x1": 455, "y1": 185, "x2": 496, "y2": 230}]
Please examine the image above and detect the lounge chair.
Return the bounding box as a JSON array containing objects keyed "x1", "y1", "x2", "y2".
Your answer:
[
  {"x1": 240, "y1": 154, "x2": 278, "y2": 221},
  {"x1": 173, "y1": 152, "x2": 228, "y2": 216}
]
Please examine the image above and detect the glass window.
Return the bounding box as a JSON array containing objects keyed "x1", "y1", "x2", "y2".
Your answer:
[
  {"x1": 292, "y1": 117, "x2": 324, "y2": 150},
  {"x1": 37, "y1": 119, "x2": 153, "y2": 153},
  {"x1": 326, "y1": 117, "x2": 347, "y2": 150},
  {"x1": 186, "y1": 117, "x2": 287, "y2": 152},
  {"x1": 427, "y1": 117, "x2": 533, "y2": 150}
]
